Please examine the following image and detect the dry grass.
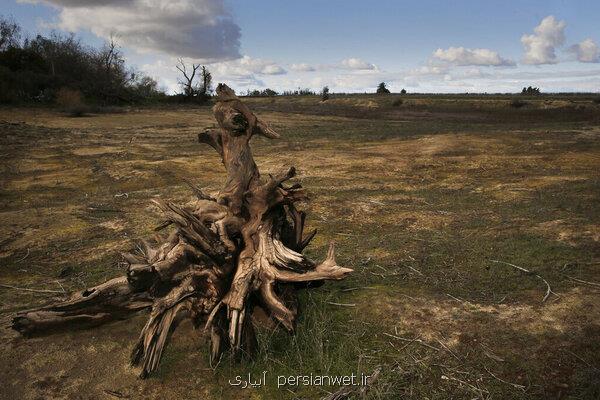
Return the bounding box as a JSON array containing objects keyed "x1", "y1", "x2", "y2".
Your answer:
[{"x1": 0, "y1": 96, "x2": 599, "y2": 399}]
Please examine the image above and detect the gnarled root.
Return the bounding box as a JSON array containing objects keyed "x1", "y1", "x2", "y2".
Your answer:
[
  {"x1": 11, "y1": 84, "x2": 353, "y2": 379},
  {"x1": 12, "y1": 277, "x2": 154, "y2": 336}
]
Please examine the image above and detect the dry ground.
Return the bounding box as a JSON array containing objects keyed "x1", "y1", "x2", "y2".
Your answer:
[{"x1": 1, "y1": 95, "x2": 599, "y2": 399}]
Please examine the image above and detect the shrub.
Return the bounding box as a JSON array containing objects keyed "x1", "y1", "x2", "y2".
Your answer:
[
  {"x1": 521, "y1": 86, "x2": 541, "y2": 95},
  {"x1": 55, "y1": 87, "x2": 87, "y2": 116},
  {"x1": 376, "y1": 82, "x2": 390, "y2": 94},
  {"x1": 392, "y1": 98, "x2": 403, "y2": 107},
  {"x1": 400, "y1": 89, "x2": 407, "y2": 95},
  {"x1": 510, "y1": 99, "x2": 527, "y2": 108},
  {"x1": 321, "y1": 86, "x2": 329, "y2": 101}
]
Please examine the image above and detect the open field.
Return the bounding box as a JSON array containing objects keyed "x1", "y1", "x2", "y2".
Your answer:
[{"x1": 1, "y1": 94, "x2": 600, "y2": 399}]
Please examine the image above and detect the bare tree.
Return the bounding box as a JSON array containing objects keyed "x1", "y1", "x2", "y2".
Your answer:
[
  {"x1": 176, "y1": 58, "x2": 201, "y2": 100},
  {"x1": 0, "y1": 16, "x2": 21, "y2": 51}
]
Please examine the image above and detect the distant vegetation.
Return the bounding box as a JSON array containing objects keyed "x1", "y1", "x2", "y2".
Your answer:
[
  {"x1": 376, "y1": 82, "x2": 391, "y2": 94},
  {"x1": 0, "y1": 15, "x2": 220, "y2": 107},
  {"x1": 321, "y1": 86, "x2": 330, "y2": 101},
  {"x1": 0, "y1": 15, "x2": 168, "y2": 106},
  {"x1": 282, "y1": 88, "x2": 316, "y2": 96},
  {"x1": 245, "y1": 88, "x2": 278, "y2": 97},
  {"x1": 521, "y1": 86, "x2": 541, "y2": 95}
]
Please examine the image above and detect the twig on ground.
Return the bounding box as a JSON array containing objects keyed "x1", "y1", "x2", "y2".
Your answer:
[
  {"x1": 55, "y1": 280, "x2": 66, "y2": 294},
  {"x1": 398, "y1": 293, "x2": 419, "y2": 301},
  {"x1": 383, "y1": 332, "x2": 440, "y2": 351},
  {"x1": 446, "y1": 293, "x2": 469, "y2": 304},
  {"x1": 327, "y1": 302, "x2": 356, "y2": 307},
  {"x1": 104, "y1": 389, "x2": 130, "y2": 398},
  {"x1": 565, "y1": 275, "x2": 600, "y2": 288},
  {"x1": 17, "y1": 249, "x2": 30, "y2": 262},
  {"x1": 435, "y1": 336, "x2": 460, "y2": 361},
  {"x1": 563, "y1": 349, "x2": 599, "y2": 371},
  {"x1": 489, "y1": 259, "x2": 557, "y2": 302},
  {"x1": 441, "y1": 374, "x2": 488, "y2": 397},
  {"x1": 340, "y1": 286, "x2": 376, "y2": 292},
  {"x1": 0, "y1": 284, "x2": 64, "y2": 294},
  {"x1": 403, "y1": 264, "x2": 424, "y2": 276},
  {"x1": 484, "y1": 366, "x2": 526, "y2": 390},
  {"x1": 480, "y1": 343, "x2": 504, "y2": 362}
]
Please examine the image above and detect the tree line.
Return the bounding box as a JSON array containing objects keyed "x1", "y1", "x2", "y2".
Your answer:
[{"x1": 0, "y1": 15, "x2": 215, "y2": 106}]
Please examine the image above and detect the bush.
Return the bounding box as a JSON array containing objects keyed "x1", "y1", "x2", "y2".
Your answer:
[
  {"x1": 376, "y1": 82, "x2": 390, "y2": 94},
  {"x1": 321, "y1": 86, "x2": 329, "y2": 101},
  {"x1": 392, "y1": 98, "x2": 403, "y2": 107},
  {"x1": 510, "y1": 99, "x2": 527, "y2": 108},
  {"x1": 0, "y1": 18, "x2": 166, "y2": 105},
  {"x1": 521, "y1": 86, "x2": 541, "y2": 95},
  {"x1": 55, "y1": 87, "x2": 87, "y2": 116},
  {"x1": 400, "y1": 89, "x2": 407, "y2": 95}
]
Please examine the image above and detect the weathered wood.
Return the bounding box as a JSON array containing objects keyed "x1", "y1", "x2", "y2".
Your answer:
[
  {"x1": 12, "y1": 277, "x2": 154, "y2": 335},
  {"x1": 11, "y1": 83, "x2": 352, "y2": 378}
]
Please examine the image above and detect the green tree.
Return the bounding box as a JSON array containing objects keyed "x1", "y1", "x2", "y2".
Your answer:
[
  {"x1": 321, "y1": 86, "x2": 329, "y2": 101},
  {"x1": 376, "y1": 82, "x2": 390, "y2": 94}
]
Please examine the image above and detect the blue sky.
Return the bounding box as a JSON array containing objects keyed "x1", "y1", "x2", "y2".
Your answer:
[{"x1": 4, "y1": 0, "x2": 600, "y2": 93}]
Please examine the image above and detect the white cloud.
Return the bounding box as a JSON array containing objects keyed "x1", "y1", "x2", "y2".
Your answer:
[
  {"x1": 234, "y1": 56, "x2": 286, "y2": 75},
  {"x1": 21, "y1": 0, "x2": 241, "y2": 61},
  {"x1": 569, "y1": 38, "x2": 600, "y2": 63},
  {"x1": 433, "y1": 47, "x2": 515, "y2": 66},
  {"x1": 290, "y1": 63, "x2": 315, "y2": 72},
  {"x1": 340, "y1": 58, "x2": 376, "y2": 70},
  {"x1": 407, "y1": 65, "x2": 449, "y2": 76},
  {"x1": 521, "y1": 15, "x2": 566, "y2": 65}
]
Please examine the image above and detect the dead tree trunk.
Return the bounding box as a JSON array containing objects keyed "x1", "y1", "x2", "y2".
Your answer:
[{"x1": 11, "y1": 83, "x2": 352, "y2": 378}]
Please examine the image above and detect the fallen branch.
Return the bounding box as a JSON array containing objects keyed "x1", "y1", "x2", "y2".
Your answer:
[{"x1": 489, "y1": 259, "x2": 557, "y2": 302}]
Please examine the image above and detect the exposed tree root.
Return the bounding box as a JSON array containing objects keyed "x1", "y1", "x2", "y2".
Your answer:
[{"x1": 11, "y1": 83, "x2": 352, "y2": 378}]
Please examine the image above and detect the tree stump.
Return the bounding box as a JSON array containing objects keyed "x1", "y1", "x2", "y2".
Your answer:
[{"x1": 12, "y1": 83, "x2": 353, "y2": 378}]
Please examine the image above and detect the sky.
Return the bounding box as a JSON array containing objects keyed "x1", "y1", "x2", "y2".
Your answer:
[{"x1": 3, "y1": 0, "x2": 600, "y2": 93}]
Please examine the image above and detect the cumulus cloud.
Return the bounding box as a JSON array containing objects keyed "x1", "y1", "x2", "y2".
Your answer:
[
  {"x1": 21, "y1": 0, "x2": 241, "y2": 61},
  {"x1": 521, "y1": 15, "x2": 566, "y2": 65},
  {"x1": 340, "y1": 58, "x2": 376, "y2": 70},
  {"x1": 236, "y1": 56, "x2": 286, "y2": 75},
  {"x1": 433, "y1": 47, "x2": 515, "y2": 66},
  {"x1": 569, "y1": 38, "x2": 600, "y2": 63},
  {"x1": 290, "y1": 63, "x2": 315, "y2": 72}
]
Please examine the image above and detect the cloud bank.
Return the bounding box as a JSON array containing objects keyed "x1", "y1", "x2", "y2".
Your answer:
[{"x1": 22, "y1": 0, "x2": 241, "y2": 61}]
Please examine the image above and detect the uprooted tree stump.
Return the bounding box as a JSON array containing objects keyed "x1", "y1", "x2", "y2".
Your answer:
[{"x1": 12, "y1": 83, "x2": 353, "y2": 378}]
